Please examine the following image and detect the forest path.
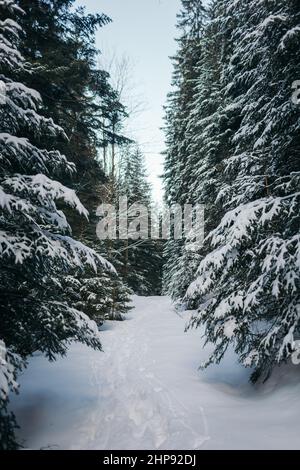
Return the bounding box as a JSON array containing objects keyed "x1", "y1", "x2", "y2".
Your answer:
[
  {"x1": 10, "y1": 296, "x2": 300, "y2": 450},
  {"x1": 82, "y1": 296, "x2": 210, "y2": 450}
]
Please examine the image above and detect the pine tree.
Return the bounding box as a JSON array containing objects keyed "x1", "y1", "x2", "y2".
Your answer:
[
  {"x1": 0, "y1": 0, "x2": 112, "y2": 448},
  {"x1": 187, "y1": 0, "x2": 300, "y2": 382}
]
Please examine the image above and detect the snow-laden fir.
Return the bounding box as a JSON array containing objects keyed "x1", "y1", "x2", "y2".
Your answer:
[
  {"x1": 0, "y1": 0, "x2": 113, "y2": 447},
  {"x1": 163, "y1": 0, "x2": 300, "y2": 382}
]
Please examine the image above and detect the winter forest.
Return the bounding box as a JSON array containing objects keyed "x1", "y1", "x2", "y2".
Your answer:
[{"x1": 0, "y1": 0, "x2": 300, "y2": 451}]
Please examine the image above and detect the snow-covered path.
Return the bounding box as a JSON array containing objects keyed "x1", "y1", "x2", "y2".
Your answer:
[
  {"x1": 83, "y1": 296, "x2": 210, "y2": 450},
  {"x1": 10, "y1": 296, "x2": 300, "y2": 450}
]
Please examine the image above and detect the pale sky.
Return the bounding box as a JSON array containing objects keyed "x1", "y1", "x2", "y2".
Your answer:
[{"x1": 80, "y1": 0, "x2": 181, "y2": 201}]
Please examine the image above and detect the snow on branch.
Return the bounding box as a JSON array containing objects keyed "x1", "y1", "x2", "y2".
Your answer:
[
  {"x1": 0, "y1": 133, "x2": 75, "y2": 176},
  {"x1": 2, "y1": 174, "x2": 88, "y2": 217},
  {"x1": 0, "y1": 340, "x2": 18, "y2": 402}
]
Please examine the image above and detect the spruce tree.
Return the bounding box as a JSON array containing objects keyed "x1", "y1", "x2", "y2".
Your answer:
[
  {"x1": 17, "y1": 0, "x2": 127, "y2": 243},
  {"x1": 0, "y1": 0, "x2": 112, "y2": 448},
  {"x1": 61, "y1": 268, "x2": 132, "y2": 325},
  {"x1": 16, "y1": 0, "x2": 132, "y2": 321},
  {"x1": 116, "y1": 145, "x2": 163, "y2": 295},
  {"x1": 187, "y1": 0, "x2": 300, "y2": 382},
  {"x1": 172, "y1": 0, "x2": 235, "y2": 307},
  {"x1": 162, "y1": 0, "x2": 206, "y2": 300}
]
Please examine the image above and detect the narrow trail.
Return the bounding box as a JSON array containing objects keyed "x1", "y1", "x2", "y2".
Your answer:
[{"x1": 82, "y1": 296, "x2": 210, "y2": 450}]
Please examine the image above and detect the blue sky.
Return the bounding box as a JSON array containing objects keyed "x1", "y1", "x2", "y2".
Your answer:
[{"x1": 80, "y1": 0, "x2": 181, "y2": 201}]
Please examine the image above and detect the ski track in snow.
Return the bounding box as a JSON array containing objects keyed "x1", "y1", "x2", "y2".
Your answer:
[
  {"x1": 79, "y1": 296, "x2": 209, "y2": 450},
  {"x1": 10, "y1": 296, "x2": 300, "y2": 450}
]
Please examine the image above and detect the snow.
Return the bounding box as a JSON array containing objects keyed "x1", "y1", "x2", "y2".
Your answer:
[
  {"x1": 0, "y1": 133, "x2": 74, "y2": 176},
  {"x1": 280, "y1": 26, "x2": 300, "y2": 50},
  {"x1": 0, "y1": 340, "x2": 18, "y2": 400},
  {"x1": 3, "y1": 173, "x2": 89, "y2": 217},
  {"x1": 0, "y1": 0, "x2": 25, "y2": 15},
  {"x1": 223, "y1": 317, "x2": 238, "y2": 339},
  {"x1": 9, "y1": 296, "x2": 300, "y2": 450},
  {"x1": 259, "y1": 14, "x2": 288, "y2": 31},
  {"x1": 0, "y1": 40, "x2": 22, "y2": 60}
]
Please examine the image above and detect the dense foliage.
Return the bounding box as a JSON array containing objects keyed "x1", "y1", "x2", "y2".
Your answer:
[{"x1": 163, "y1": 0, "x2": 300, "y2": 382}]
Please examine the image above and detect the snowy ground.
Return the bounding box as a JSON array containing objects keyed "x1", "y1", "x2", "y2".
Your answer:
[{"x1": 10, "y1": 296, "x2": 300, "y2": 450}]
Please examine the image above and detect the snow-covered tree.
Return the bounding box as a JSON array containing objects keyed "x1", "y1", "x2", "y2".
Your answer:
[
  {"x1": 162, "y1": 0, "x2": 207, "y2": 300},
  {"x1": 0, "y1": 0, "x2": 113, "y2": 448},
  {"x1": 62, "y1": 268, "x2": 132, "y2": 324},
  {"x1": 116, "y1": 144, "x2": 163, "y2": 295},
  {"x1": 187, "y1": 0, "x2": 300, "y2": 382},
  {"x1": 16, "y1": 1, "x2": 132, "y2": 321}
]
